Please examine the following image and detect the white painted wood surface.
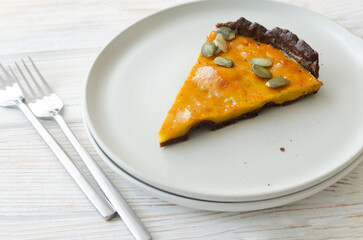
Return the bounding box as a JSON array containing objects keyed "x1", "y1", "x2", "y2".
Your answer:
[{"x1": 0, "y1": 0, "x2": 362, "y2": 239}]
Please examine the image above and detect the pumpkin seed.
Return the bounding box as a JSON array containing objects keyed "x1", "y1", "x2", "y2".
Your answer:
[
  {"x1": 201, "y1": 41, "x2": 217, "y2": 57},
  {"x1": 266, "y1": 78, "x2": 290, "y2": 88},
  {"x1": 249, "y1": 57, "x2": 273, "y2": 67},
  {"x1": 216, "y1": 27, "x2": 236, "y2": 40},
  {"x1": 213, "y1": 33, "x2": 228, "y2": 53},
  {"x1": 214, "y1": 48, "x2": 222, "y2": 55},
  {"x1": 252, "y1": 64, "x2": 272, "y2": 78},
  {"x1": 214, "y1": 57, "x2": 234, "y2": 68}
]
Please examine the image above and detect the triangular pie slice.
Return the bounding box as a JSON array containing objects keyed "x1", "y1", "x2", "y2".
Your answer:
[{"x1": 159, "y1": 17, "x2": 322, "y2": 147}]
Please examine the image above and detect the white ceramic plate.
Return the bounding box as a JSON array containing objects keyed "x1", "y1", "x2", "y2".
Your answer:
[
  {"x1": 84, "y1": 0, "x2": 363, "y2": 202},
  {"x1": 86, "y1": 123, "x2": 363, "y2": 211}
]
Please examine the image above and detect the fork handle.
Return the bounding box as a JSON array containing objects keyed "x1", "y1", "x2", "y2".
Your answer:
[
  {"x1": 53, "y1": 114, "x2": 152, "y2": 240},
  {"x1": 17, "y1": 102, "x2": 116, "y2": 220}
]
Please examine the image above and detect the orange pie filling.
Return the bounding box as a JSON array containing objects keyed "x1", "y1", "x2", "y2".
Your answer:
[{"x1": 159, "y1": 31, "x2": 322, "y2": 145}]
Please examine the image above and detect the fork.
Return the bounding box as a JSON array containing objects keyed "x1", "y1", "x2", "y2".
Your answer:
[
  {"x1": 0, "y1": 63, "x2": 115, "y2": 220},
  {"x1": 13, "y1": 57, "x2": 152, "y2": 240}
]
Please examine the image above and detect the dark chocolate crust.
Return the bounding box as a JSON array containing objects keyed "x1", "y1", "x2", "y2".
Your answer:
[
  {"x1": 160, "y1": 91, "x2": 318, "y2": 147},
  {"x1": 216, "y1": 17, "x2": 319, "y2": 78}
]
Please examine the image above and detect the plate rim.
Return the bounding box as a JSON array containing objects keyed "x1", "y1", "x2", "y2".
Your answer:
[{"x1": 83, "y1": 0, "x2": 363, "y2": 202}]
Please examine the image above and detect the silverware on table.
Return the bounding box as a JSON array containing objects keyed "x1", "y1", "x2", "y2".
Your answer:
[
  {"x1": 7, "y1": 57, "x2": 152, "y2": 240},
  {"x1": 0, "y1": 63, "x2": 115, "y2": 220}
]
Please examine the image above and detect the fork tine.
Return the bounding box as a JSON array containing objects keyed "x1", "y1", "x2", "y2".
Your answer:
[
  {"x1": 8, "y1": 65, "x2": 32, "y2": 102},
  {"x1": 15, "y1": 61, "x2": 38, "y2": 100},
  {"x1": 21, "y1": 59, "x2": 46, "y2": 96},
  {"x1": 28, "y1": 57, "x2": 53, "y2": 94},
  {"x1": 0, "y1": 63, "x2": 12, "y2": 84}
]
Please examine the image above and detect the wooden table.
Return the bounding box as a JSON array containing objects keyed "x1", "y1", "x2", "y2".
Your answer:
[{"x1": 0, "y1": 0, "x2": 362, "y2": 239}]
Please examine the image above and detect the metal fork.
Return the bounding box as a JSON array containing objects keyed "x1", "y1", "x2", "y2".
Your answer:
[
  {"x1": 0, "y1": 63, "x2": 115, "y2": 220},
  {"x1": 13, "y1": 57, "x2": 152, "y2": 240}
]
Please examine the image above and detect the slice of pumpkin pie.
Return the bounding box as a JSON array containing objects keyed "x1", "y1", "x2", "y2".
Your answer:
[{"x1": 159, "y1": 17, "x2": 322, "y2": 147}]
